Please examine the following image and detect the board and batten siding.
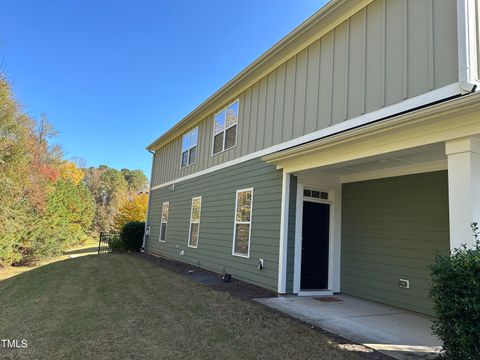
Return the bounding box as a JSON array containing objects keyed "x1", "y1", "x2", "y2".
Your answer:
[
  {"x1": 151, "y1": 0, "x2": 458, "y2": 187},
  {"x1": 146, "y1": 158, "x2": 283, "y2": 291},
  {"x1": 341, "y1": 171, "x2": 450, "y2": 315}
]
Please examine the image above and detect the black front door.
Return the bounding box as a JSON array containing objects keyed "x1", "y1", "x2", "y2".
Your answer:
[{"x1": 301, "y1": 201, "x2": 330, "y2": 290}]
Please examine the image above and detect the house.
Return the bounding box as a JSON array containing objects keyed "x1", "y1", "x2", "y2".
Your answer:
[{"x1": 143, "y1": 0, "x2": 480, "y2": 316}]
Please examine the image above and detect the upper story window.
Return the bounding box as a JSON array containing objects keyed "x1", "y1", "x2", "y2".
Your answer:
[
  {"x1": 181, "y1": 127, "x2": 198, "y2": 168},
  {"x1": 213, "y1": 100, "x2": 239, "y2": 155}
]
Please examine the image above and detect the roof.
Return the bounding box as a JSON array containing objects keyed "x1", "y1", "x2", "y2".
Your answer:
[{"x1": 147, "y1": 0, "x2": 372, "y2": 151}]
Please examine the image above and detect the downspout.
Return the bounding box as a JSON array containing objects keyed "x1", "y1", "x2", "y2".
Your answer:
[
  {"x1": 141, "y1": 149, "x2": 155, "y2": 252},
  {"x1": 457, "y1": 0, "x2": 480, "y2": 93}
]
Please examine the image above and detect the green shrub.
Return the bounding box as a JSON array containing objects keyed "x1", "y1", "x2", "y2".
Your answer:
[
  {"x1": 430, "y1": 223, "x2": 480, "y2": 360},
  {"x1": 120, "y1": 221, "x2": 145, "y2": 252},
  {"x1": 108, "y1": 234, "x2": 123, "y2": 253}
]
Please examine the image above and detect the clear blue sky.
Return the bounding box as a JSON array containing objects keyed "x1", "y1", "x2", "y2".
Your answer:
[{"x1": 0, "y1": 0, "x2": 326, "y2": 177}]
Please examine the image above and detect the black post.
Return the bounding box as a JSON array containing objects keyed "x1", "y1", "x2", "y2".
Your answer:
[{"x1": 98, "y1": 232, "x2": 103, "y2": 254}]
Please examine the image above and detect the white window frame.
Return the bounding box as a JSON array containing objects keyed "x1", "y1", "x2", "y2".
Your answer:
[
  {"x1": 212, "y1": 99, "x2": 239, "y2": 156},
  {"x1": 187, "y1": 196, "x2": 202, "y2": 249},
  {"x1": 181, "y1": 127, "x2": 198, "y2": 169},
  {"x1": 232, "y1": 188, "x2": 253, "y2": 258},
  {"x1": 159, "y1": 201, "x2": 169, "y2": 242}
]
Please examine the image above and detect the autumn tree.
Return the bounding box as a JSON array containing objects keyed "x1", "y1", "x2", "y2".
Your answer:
[
  {"x1": 0, "y1": 76, "x2": 95, "y2": 265},
  {"x1": 84, "y1": 166, "x2": 128, "y2": 232},
  {"x1": 114, "y1": 192, "x2": 148, "y2": 230}
]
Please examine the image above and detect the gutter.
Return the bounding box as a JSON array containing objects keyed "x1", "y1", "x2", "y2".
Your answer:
[
  {"x1": 141, "y1": 149, "x2": 155, "y2": 252},
  {"x1": 457, "y1": 0, "x2": 480, "y2": 92},
  {"x1": 263, "y1": 90, "x2": 480, "y2": 164}
]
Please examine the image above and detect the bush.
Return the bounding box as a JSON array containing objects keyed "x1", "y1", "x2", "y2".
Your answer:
[
  {"x1": 430, "y1": 224, "x2": 480, "y2": 359},
  {"x1": 108, "y1": 234, "x2": 123, "y2": 253},
  {"x1": 119, "y1": 221, "x2": 145, "y2": 252}
]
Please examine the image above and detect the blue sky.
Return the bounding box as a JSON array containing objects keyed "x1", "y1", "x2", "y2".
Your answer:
[{"x1": 0, "y1": 0, "x2": 326, "y2": 177}]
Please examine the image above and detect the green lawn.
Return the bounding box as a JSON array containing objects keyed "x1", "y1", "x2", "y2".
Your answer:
[{"x1": 0, "y1": 254, "x2": 379, "y2": 359}]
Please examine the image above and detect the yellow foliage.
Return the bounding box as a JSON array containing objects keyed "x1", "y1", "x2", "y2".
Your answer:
[
  {"x1": 59, "y1": 161, "x2": 84, "y2": 185},
  {"x1": 114, "y1": 193, "x2": 148, "y2": 230}
]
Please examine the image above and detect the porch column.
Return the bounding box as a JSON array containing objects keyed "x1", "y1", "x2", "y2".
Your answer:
[{"x1": 445, "y1": 136, "x2": 480, "y2": 249}]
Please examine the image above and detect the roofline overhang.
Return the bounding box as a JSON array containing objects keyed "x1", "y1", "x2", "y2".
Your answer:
[
  {"x1": 146, "y1": 0, "x2": 374, "y2": 151},
  {"x1": 262, "y1": 91, "x2": 480, "y2": 167}
]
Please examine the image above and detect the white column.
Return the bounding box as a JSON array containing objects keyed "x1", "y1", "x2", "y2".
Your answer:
[
  {"x1": 277, "y1": 171, "x2": 290, "y2": 294},
  {"x1": 446, "y1": 136, "x2": 480, "y2": 249}
]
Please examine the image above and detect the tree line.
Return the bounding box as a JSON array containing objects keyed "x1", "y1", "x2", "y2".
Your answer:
[{"x1": 0, "y1": 76, "x2": 148, "y2": 266}]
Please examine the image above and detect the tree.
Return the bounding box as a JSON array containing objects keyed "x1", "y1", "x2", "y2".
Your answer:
[
  {"x1": 121, "y1": 169, "x2": 148, "y2": 193},
  {"x1": 0, "y1": 76, "x2": 35, "y2": 264},
  {"x1": 84, "y1": 166, "x2": 128, "y2": 233},
  {"x1": 114, "y1": 193, "x2": 148, "y2": 230},
  {"x1": 21, "y1": 178, "x2": 96, "y2": 263},
  {"x1": 59, "y1": 160, "x2": 85, "y2": 185},
  {"x1": 0, "y1": 76, "x2": 96, "y2": 266}
]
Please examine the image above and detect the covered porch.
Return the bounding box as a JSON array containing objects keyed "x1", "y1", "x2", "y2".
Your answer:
[{"x1": 263, "y1": 93, "x2": 480, "y2": 352}]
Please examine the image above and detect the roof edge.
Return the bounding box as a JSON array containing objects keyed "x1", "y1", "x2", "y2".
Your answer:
[{"x1": 147, "y1": 0, "x2": 373, "y2": 151}]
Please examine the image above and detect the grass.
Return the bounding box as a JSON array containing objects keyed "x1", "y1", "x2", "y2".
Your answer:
[
  {"x1": 0, "y1": 238, "x2": 99, "y2": 281},
  {"x1": 0, "y1": 253, "x2": 375, "y2": 360}
]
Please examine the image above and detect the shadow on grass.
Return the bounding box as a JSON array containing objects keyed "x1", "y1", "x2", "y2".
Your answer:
[
  {"x1": 63, "y1": 246, "x2": 99, "y2": 256},
  {"x1": 0, "y1": 255, "x2": 93, "y2": 285}
]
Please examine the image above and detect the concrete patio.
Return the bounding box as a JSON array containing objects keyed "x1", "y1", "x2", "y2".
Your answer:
[{"x1": 255, "y1": 295, "x2": 442, "y2": 360}]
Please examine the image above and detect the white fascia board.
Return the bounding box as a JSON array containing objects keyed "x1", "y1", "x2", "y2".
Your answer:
[{"x1": 150, "y1": 83, "x2": 462, "y2": 191}]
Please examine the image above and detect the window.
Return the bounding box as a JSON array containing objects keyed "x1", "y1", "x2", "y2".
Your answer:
[
  {"x1": 188, "y1": 197, "x2": 202, "y2": 248},
  {"x1": 181, "y1": 127, "x2": 198, "y2": 168},
  {"x1": 232, "y1": 188, "x2": 253, "y2": 257},
  {"x1": 213, "y1": 100, "x2": 239, "y2": 155},
  {"x1": 159, "y1": 202, "x2": 169, "y2": 242},
  {"x1": 304, "y1": 189, "x2": 329, "y2": 200}
]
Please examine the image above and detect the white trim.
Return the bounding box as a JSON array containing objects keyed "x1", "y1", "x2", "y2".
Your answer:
[
  {"x1": 446, "y1": 136, "x2": 480, "y2": 249},
  {"x1": 151, "y1": 83, "x2": 461, "y2": 191},
  {"x1": 212, "y1": 99, "x2": 239, "y2": 156},
  {"x1": 297, "y1": 290, "x2": 334, "y2": 297},
  {"x1": 187, "y1": 196, "x2": 202, "y2": 249},
  {"x1": 293, "y1": 180, "x2": 341, "y2": 294},
  {"x1": 340, "y1": 160, "x2": 448, "y2": 183},
  {"x1": 302, "y1": 195, "x2": 334, "y2": 292},
  {"x1": 147, "y1": 0, "x2": 374, "y2": 151},
  {"x1": 457, "y1": 0, "x2": 480, "y2": 92},
  {"x1": 232, "y1": 188, "x2": 254, "y2": 258},
  {"x1": 293, "y1": 182, "x2": 304, "y2": 294},
  {"x1": 159, "y1": 201, "x2": 169, "y2": 243},
  {"x1": 277, "y1": 171, "x2": 290, "y2": 294},
  {"x1": 180, "y1": 127, "x2": 199, "y2": 169}
]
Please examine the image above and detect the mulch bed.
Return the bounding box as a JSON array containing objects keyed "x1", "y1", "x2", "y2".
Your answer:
[
  {"x1": 135, "y1": 252, "x2": 392, "y2": 360},
  {"x1": 135, "y1": 252, "x2": 277, "y2": 301}
]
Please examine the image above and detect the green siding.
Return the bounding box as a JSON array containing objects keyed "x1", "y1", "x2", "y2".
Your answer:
[
  {"x1": 145, "y1": 158, "x2": 282, "y2": 291},
  {"x1": 151, "y1": 0, "x2": 458, "y2": 186},
  {"x1": 341, "y1": 171, "x2": 450, "y2": 315}
]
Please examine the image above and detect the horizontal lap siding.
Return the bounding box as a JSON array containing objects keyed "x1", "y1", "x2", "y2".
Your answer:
[
  {"x1": 151, "y1": 0, "x2": 458, "y2": 186},
  {"x1": 341, "y1": 171, "x2": 450, "y2": 315},
  {"x1": 146, "y1": 158, "x2": 282, "y2": 291}
]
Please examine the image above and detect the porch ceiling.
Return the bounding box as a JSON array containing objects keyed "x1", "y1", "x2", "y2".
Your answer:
[{"x1": 295, "y1": 143, "x2": 447, "y2": 183}]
